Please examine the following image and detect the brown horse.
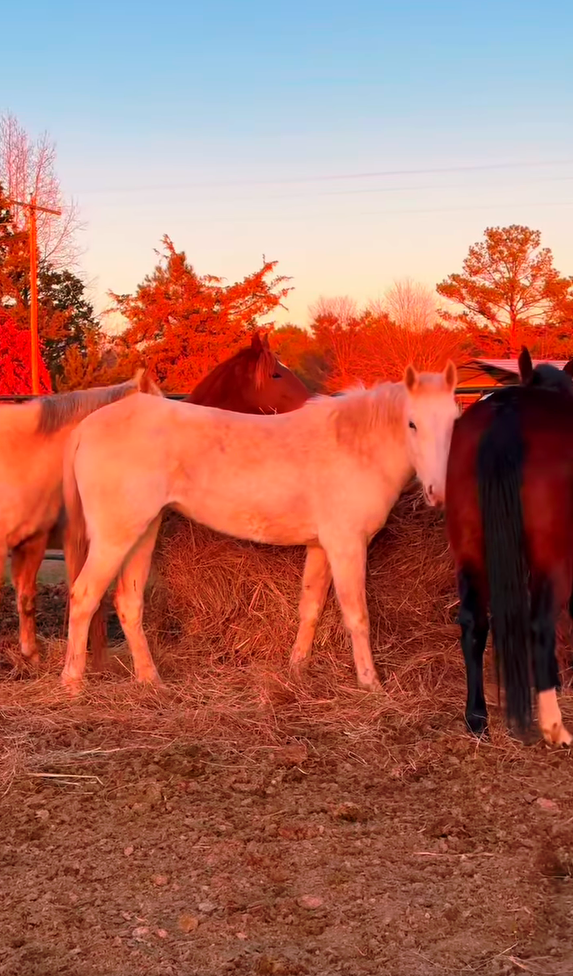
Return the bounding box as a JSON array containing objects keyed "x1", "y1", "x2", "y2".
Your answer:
[
  {"x1": 0, "y1": 371, "x2": 162, "y2": 671},
  {"x1": 185, "y1": 332, "x2": 311, "y2": 413},
  {"x1": 446, "y1": 350, "x2": 573, "y2": 745}
]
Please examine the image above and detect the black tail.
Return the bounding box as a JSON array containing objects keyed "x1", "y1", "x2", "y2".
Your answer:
[{"x1": 477, "y1": 400, "x2": 531, "y2": 730}]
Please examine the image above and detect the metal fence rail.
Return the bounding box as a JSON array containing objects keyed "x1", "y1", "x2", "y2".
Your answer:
[{"x1": 0, "y1": 393, "x2": 190, "y2": 402}]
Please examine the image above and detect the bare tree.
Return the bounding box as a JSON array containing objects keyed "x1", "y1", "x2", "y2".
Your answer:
[
  {"x1": 0, "y1": 113, "x2": 82, "y2": 269},
  {"x1": 375, "y1": 278, "x2": 438, "y2": 332},
  {"x1": 310, "y1": 295, "x2": 358, "y2": 327}
]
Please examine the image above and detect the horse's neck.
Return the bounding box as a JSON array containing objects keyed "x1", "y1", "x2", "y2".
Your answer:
[
  {"x1": 383, "y1": 429, "x2": 414, "y2": 492},
  {"x1": 190, "y1": 385, "x2": 251, "y2": 412}
]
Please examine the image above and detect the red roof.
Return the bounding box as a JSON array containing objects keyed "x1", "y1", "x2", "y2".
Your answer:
[{"x1": 477, "y1": 358, "x2": 567, "y2": 373}]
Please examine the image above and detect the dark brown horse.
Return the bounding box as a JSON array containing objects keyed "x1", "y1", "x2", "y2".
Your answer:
[
  {"x1": 518, "y1": 346, "x2": 573, "y2": 393},
  {"x1": 446, "y1": 350, "x2": 573, "y2": 745},
  {"x1": 185, "y1": 332, "x2": 310, "y2": 413}
]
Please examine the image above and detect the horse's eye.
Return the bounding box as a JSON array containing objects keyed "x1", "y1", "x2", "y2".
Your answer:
[
  {"x1": 409, "y1": 420, "x2": 417, "y2": 431},
  {"x1": 272, "y1": 372, "x2": 282, "y2": 379}
]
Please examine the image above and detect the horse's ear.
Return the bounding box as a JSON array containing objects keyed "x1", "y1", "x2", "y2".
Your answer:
[
  {"x1": 261, "y1": 332, "x2": 270, "y2": 350},
  {"x1": 404, "y1": 364, "x2": 419, "y2": 392},
  {"x1": 563, "y1": 359, "x2": 573, "y2": 377},
  {"x1": 518, "y1": 346, "x2": 533, "y2": 384},
  {"x1": 251, "y1": 333, "x2": 263, "y2": 353},
  {"x1": 443, "y1": 360, "x2": 457, "y2": 392},
  {"x1": 138, "y1": 368, "x2": 158, "y2": 394}
]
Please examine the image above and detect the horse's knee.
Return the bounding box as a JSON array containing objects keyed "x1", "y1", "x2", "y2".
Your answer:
[
  {"x1": 17, "y1": 593, "x2": 35, "y2": 617},
  {"x1": 114, "y1": 591, "x2": 143, "y2": 629},
  {"x1": 340, "y1": 605, "x2": 368, "y2": 633},
  {"x1": 70, "y1": 588, "x2": 100, "y2": 624}
]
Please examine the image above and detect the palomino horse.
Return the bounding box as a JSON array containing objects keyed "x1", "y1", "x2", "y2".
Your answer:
[
  {"x1": 185, "y1": 332, "x2": 310, "y2": 413},
  {"x1": 446, "y1": 355, "x2": 573, "y2": 746},
  {"x1": 82, "y1": 333, "x2": 311, "y2": 675},
  {"x1": 60, "y1": 362, "x2": 458, "y2": 694},
  {"x1": 0, "y1": 370, "x2": 162, "y2": 670}
]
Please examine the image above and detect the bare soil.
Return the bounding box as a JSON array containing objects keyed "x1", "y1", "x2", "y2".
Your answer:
[{"x1": 1, "y1": 663, "x2": 573, "y2": 976}]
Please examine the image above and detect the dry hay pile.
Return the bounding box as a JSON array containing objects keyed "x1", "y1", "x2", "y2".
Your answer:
[
  {"x1": 146, "y1": 481, "x2": 573, "y2": 706},
  {"x1": 147, "y1": 483, "x2": 462, "y2": 693}
]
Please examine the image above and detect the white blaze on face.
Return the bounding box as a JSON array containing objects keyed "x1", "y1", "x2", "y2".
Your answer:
[{"x1": 403, "y1": 361, "x2": 458, "y2": 507}]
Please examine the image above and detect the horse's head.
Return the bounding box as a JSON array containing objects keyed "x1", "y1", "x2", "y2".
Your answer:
[
  {"x1": 403, "y1": 360, "x2": 459, "y2": 508},
  {"x1": 242, "y1": 333, "x2": 310, "y2": 414},
  {"x1": 518, "y1": 346, "x2": 573, "y2": 396}
]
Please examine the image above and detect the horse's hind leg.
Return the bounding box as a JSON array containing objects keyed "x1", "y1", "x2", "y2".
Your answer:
[
  {"x1": 11, "y1": 531, "x2": 49, "y2": 669},
  {"x1": 289, "y1": 545, "x2": 332, "y2": 677},
  {"x1": 113, "y1": 516, "x2": 162, "y2": 687},
  {"x1": 87, "y1": 602, "x2": 110, "y2": 674},
  {"x1": 61, "y1": 508, "x2": 109, "y2": 674},
  {"x1": 323, "y1": 535, "x2": 381, "y2": 692},
  {"x1": 457, "y1": 567, "x2": 489, "y2": 736},
  {"x1": 62, "y1": 542, "x2": 127, "y2": 694},
  {"x1": 531, "y1": 576, "x2": 572, "y2": 746}
]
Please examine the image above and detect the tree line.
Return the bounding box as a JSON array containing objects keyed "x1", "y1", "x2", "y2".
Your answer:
[{"x1": 1, "y1": 115, "x2": 573, "y2": 395}]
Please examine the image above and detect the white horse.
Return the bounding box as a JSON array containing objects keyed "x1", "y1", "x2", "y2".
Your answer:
[
  {"x1": 61, "y1": 362, "x2": 459, "y2": 694},
  {"x1": 0, "y1": 370, "x2": 162, "y2": 669}
]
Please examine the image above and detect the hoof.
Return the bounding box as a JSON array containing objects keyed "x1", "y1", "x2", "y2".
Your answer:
[
  {"x1": 465, "y1": 712, "x2": 489, "y2": 738},
  {"x1": 542, "y1": 723, "x2": 572, "y2": 748},
  {"x1": 136, "y1": 673, "x2": 165, "y2": 691},
  {"x1": 61, "y1": 674, "x2": 85, "y2": 697},
  {"x1": 289, "y1": 659, "x2": 310, "y2": 681},
  {"x1": 23, "y1": 653, "x2": 41, "y2": 671},
  {"x1": 357, "y1": 677, "x2": 383, "y2": 694}
]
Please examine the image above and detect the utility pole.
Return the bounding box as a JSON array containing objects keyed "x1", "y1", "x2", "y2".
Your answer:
[{"x1": 9, "y1": 196, "x2": 61, "y2": 394}]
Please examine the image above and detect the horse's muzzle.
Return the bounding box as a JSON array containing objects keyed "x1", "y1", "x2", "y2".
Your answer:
[{"x1": 424, "y1": 485, "x2": 444, "y2": 509}]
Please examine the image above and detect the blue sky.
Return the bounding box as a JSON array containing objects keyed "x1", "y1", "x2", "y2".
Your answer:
[{"x1": 2, "y1": 0, "x2": 573, "y2": 327}]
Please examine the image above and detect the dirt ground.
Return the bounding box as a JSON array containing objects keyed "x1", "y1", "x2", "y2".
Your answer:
[{"x1": 1, "y1": 578, "x2": 573, "y2": 976}]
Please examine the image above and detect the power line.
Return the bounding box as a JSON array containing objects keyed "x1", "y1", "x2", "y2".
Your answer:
[
  {"x1": 103, "y1": 198, "x2": 573, "y2": 226},
  {"x1": 270, "y1": 173, "x2": 573, "y2": 201},
  {"x1": 75, "y1": 158, "x2": 573, "y2": 195},
  {"x1": 78, "y1": 172, "x2": 573, "y2": 208}
]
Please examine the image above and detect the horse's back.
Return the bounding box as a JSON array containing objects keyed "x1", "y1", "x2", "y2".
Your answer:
[
  {"x1": 69, "y1": 389, "x2": 408, "y2": 548},
  {"x1": 447, "y1": 387, "x2": 573, "y2": 587}
]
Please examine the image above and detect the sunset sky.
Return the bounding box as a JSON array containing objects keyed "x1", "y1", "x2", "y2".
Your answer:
[{"x1": 2, "y1": 0, "x2": 572, "y2": 328}]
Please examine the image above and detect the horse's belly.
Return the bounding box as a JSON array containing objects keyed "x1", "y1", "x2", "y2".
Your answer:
[
  {"x1": 176, "y1": 496, "x2": 316, "y2": 547},
  {"x1": 224, "y1": 511, "x2": 316, "y2": 546},
  {"x1": 3, "y1": 489, "x2": 63, "y2": 548}
]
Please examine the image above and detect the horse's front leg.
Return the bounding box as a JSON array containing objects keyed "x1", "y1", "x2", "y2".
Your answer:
[
  {"x1": 11, "y1": 531, "x2": 50, "y2": 669},
  {"x1": 63, "y1": 543, "x2": 125, "y2": 695},
  {"x1": 323, "y1": 534, "x2": 381, "y2": 692},
  {"x1": 114, "y1": 516, "x2": 163, "y2": 687},
  {"x1": 290, "y1": 545, "x2": 332, "y2": 677}
]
